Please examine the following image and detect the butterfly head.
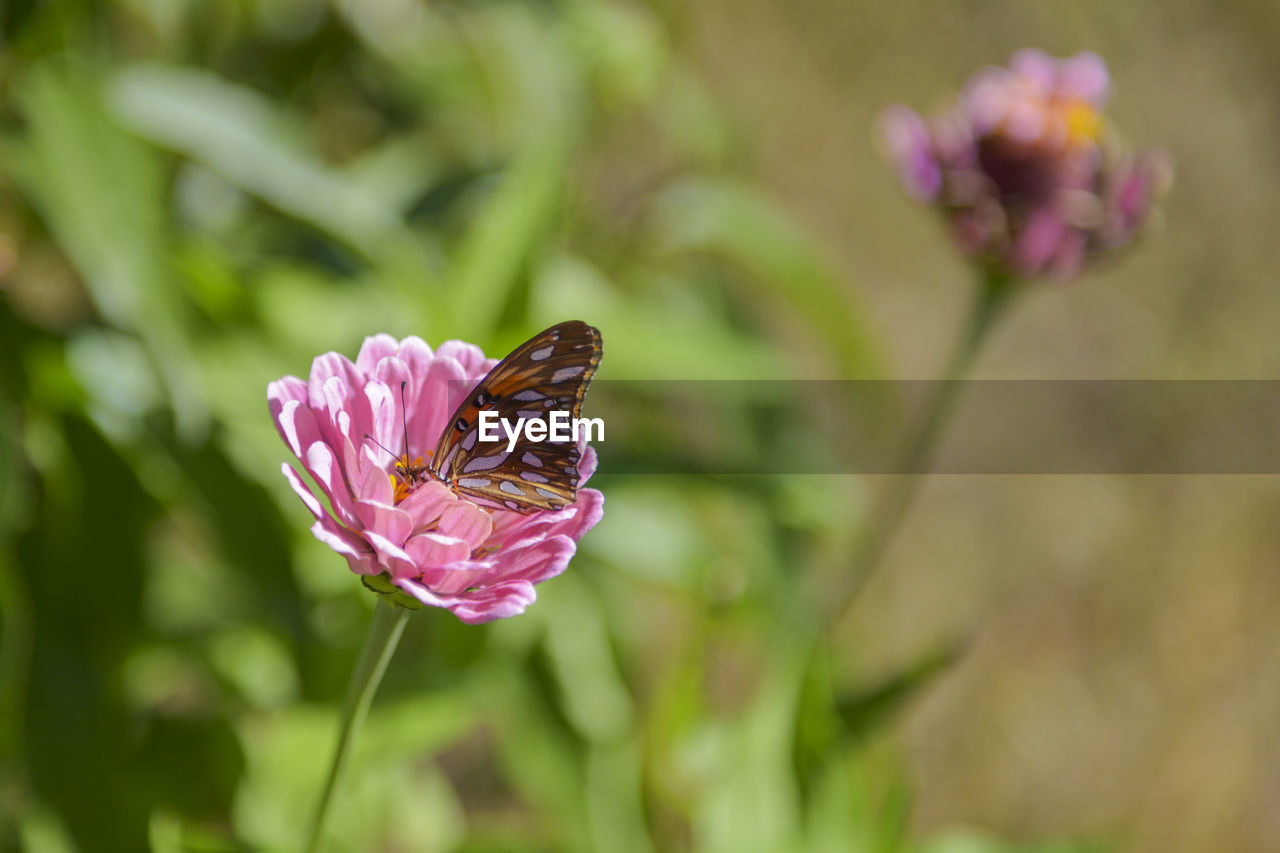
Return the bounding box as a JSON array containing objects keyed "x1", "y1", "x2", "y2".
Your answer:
[{"x1": 392, "y1": 454, "x2": 430, "y2": 502}]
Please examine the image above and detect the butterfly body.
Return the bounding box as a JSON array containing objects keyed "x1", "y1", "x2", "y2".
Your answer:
[
  {"x1": 391, "y1": 454, "x2": 431, "y2": 503},
  {"x1": 390, "y1": 321, "x2": 601, "y2": 514}
]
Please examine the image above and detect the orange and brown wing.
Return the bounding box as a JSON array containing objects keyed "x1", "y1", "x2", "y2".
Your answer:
[{"x1": 430, "y1": 321, "x2": 602, "y2": 513}]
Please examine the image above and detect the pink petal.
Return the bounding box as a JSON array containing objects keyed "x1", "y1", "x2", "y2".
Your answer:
[
  {"x1": 396, "y1": 336, "x2": 434, "y2": 376},
  {"x1": 404, "y1": 532, "x2": 471, "y2": 570},
  {"x1": 341, "y1": 551, "x2": 377, "y2": 576},
  {"x1": 1004, "y1": 97, "x2": 1047, "y2": 145},
  {"x1": 964, "y1": 68, "x2": 1015, "y2": 134},
  {"x1": 371, "y1": 357, "x2": 416, "y2": 454},
  {"x1": 399, "y1": 537, "x2": 577, "y2": 623},
  {"x1": 281, "y1": 462, "x2": 326, "y2": 520},
  {"x1": 332, "y1": 409, "x2": 368, "y2": 486},
  {"x1": 308, "y1": 352, "x2": 362, "y2": 412},
  {"x1": 489, "y1": 484, "x2": 601, "y2": 544},
  {"x1": 356, "y1": 334, "x2": 399, "y2": 376},
  {"x1": 578, "y1": 444, "x2": 599, "y2": 483},
  {"x1": 436, "y1": 340, "x2": 489, "y2": 375},
  {"x1": 373, "y1": 355, "x2": 410, "y2": 387},
  {"x1": 268, "y1": 375, "x2": 308, "y2": 408},
  {"x1": 554, "y1": 488, "x2": 604, "y2": 541},
  {"x1": 291, "y1": 476, "x2": 378, "y2": 574},
  {"x1": 1048, "y1": 228, "x2": 1087, "y2": 281},
  {"x1": 438, "y1": 501, "x2": 494, "y2": 551},
  {"x1": 396, "y1": 338, "x2": 435, "y2": 432},
  {"x1": 271, "y1": 398, "x2": 320, "y2": 459},
  {"x1": 1013, "y1": 208, "x2": 1068, "y2": 276},
  {"x1": 1058, "y1": 51, "x2": 1110, "y2": 106},
  {"x1": 356, "y1": 499, "x2": 414, "y2": 547},
  {"x1": 357, "y1": 412, "x2": 397, "y2": 471},
  {"x1": 352, "y1": 445, "x2": 395, "y2": 504},
  {"x1": 365, "y1": 530, "x2": 418, "y2": 580},
  {"x1": 496, "y1": 535, "x2": 576, "y2": 585},
  {"x1": 365, "y1": 380, "x2": 402, "y2": 460},
  {"x1": 450, "y1": 583, "x2": 538, "y2": 624},
  {"x1": 318, "y1": 375, "x2": 372, "y2": 459},
  {"x1": 310, "y1": 518, "x2": 374, "y2": 568},
  {"x1": 1008, "y1": 49, "x2": 1056, "y2": 94},
  {"x1": 373, "y1": 357, "x2": 412, "y2": 411},
  {"x1": 392, "y1": 577, "x2": 450, "y2": 608},
  {"x1": 398, "y1": 480, "x2": 459, "y2": 529},
  {"x1": 304, "y1": 440, "x2": 360, "y2": 525},
  {"x1": 419, "y1": 570, "x2": 492, "y2": 597},
  {"x1": 880, "y1": 105, "x2": 942, "y2": 200},
  {"x1": 410, "y1": 357, "x2": 470, "y2": 455}
]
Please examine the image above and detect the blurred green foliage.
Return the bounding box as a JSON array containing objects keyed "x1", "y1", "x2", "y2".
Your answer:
[{"x1": 0, "y1": 2, "x2": 1104, "y2": 852}]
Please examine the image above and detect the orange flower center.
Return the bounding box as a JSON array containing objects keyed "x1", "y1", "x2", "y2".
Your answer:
[
  {"x1": 391, "y1": 454, "x2": 428, "y2": 503},
  {"x1": 995, "y1": 83, "x2": 1103, "y2": 153}
]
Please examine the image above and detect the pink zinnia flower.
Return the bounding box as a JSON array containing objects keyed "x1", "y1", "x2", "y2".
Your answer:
[
  {"x1": 881, "y1": 49, "x2": 1170, "y2": 281},
  {"x1": 268, "y1": 334, "x2": 604, "y2": 624}
]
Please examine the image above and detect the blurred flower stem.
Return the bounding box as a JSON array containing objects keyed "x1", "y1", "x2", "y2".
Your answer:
[
  {"x1": 305, "y1": 598, "x2": 410, "y2": 853},
  {"x1": 824, "y1": 268, "x2": 1018, "y2": 626}
]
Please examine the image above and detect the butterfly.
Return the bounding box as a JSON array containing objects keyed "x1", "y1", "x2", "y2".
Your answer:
[{"x1": 374, "y1": 321, "x2": 602, "y2": 515}]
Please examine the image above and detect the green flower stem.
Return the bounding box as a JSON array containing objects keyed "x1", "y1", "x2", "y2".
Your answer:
[
  {"x1": 305, "y1": 597, "x2": 410, "y2": 853},
  {"x1": 823, "y1": 268, "x2": 1018, "y2": 627}
]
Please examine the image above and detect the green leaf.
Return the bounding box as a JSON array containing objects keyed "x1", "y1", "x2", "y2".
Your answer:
[
  {"x1": 539, "y1": 573, "x2": 635, "y2": 743},
  {"x1": 18, "y1": 803, "x2": 79, "y2": 853},
  {"x1": 648, "y1": 178, "x2": 885, "y2": 379},
  {"x1": 448, "y1": 132, "x2": 571, "y2": 340},
  {"x1": 836, "y1": 645, "x2": 961, "y2": 741},
  {"x1": 232, "y1": 695, "x2": 471, "y2": 852},
  {"x1": 533, "y1": 253, "x2": 791, "y2": 379},
  {"x1": 586, "y1": 741, "x2": 653, "y2": 853},
  {"x1": 108, "y1": 63, "x2": 434, "y2": 275},
  {"x1": 681, "y1": 633, "x2": 811, "y2": 852},
  {"x1": 3, "y1": 59, "x2": 207, "y2": 439}
]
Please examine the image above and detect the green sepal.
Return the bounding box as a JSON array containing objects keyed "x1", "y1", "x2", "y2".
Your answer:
[{"x1": 360, "y1": 573, "x2": 425, "y2": 610}]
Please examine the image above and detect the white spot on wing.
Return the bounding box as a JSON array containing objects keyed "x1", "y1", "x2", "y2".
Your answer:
[
  {"x1": 535, "y1": 488, "x2": 561, "y2": 499},
  {"x1": 463, "y1": 453, "x2": 508, "y2": 473},
  {"x1": 520, "y1": 471, "x2": 549, "y2": 483},
  {"x1": 521, "y1": 452, "x2": 543, "y2": 467},
  {"x1": 529, "y1": 345, "x2": 554, "y2": 361},
  {"x1": 499, "y1": 481, "x2": 525, "y2": 496},
  {"x1": 552, "y1": 366, "x2": 585, "y2": 383},
  {"x1": 513, "y1": 389, "x2": 546, "y2": 402},
  {"x1": 458, "y1": 477, "x2": 491, "y2": 488}
]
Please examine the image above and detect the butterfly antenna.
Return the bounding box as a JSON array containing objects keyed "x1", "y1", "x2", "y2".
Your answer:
[
  {"x1": 399, "y1": 380, "x2": 411, "y2": 457},
  {"x1": 362, "y1": 433, "x2": 401, "y2": 460}
]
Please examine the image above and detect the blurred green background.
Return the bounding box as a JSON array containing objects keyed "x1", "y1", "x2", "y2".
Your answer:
[{"x1": 2, "y1": 1, "x2": 1277, "y2": 851}]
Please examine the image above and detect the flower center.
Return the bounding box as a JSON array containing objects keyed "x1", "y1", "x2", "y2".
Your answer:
[
  {"x1": 976, "y1": 89, "x2": 1104, "y2": 204},
  {"x1": 1059, "y1": 97, "x2": 1102, "y2": 149},
  {"x1": 992, "y1": 83, "x2": 1103, "y2": 154},
  {"x1": 391, "y1": 454, "x2": 429, "y2": 503}
]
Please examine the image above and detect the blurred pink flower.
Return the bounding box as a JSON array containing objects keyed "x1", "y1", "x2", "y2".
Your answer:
[
  {"x1": 881, "y1": 49, "x2": 1170, "y2": 280},
  {"x1": 268, "y1": 334, "x2": 603, "y2": 624}
]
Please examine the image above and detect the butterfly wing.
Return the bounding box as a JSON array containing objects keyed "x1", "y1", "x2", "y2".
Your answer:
[{"x1": 431, "y1": 321, "x2": 602, "y2": 513}]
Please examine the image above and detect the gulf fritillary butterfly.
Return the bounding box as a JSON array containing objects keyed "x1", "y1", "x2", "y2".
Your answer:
[{"x1": 376, "y1": 321, "x2": 602, "y2": 514}]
